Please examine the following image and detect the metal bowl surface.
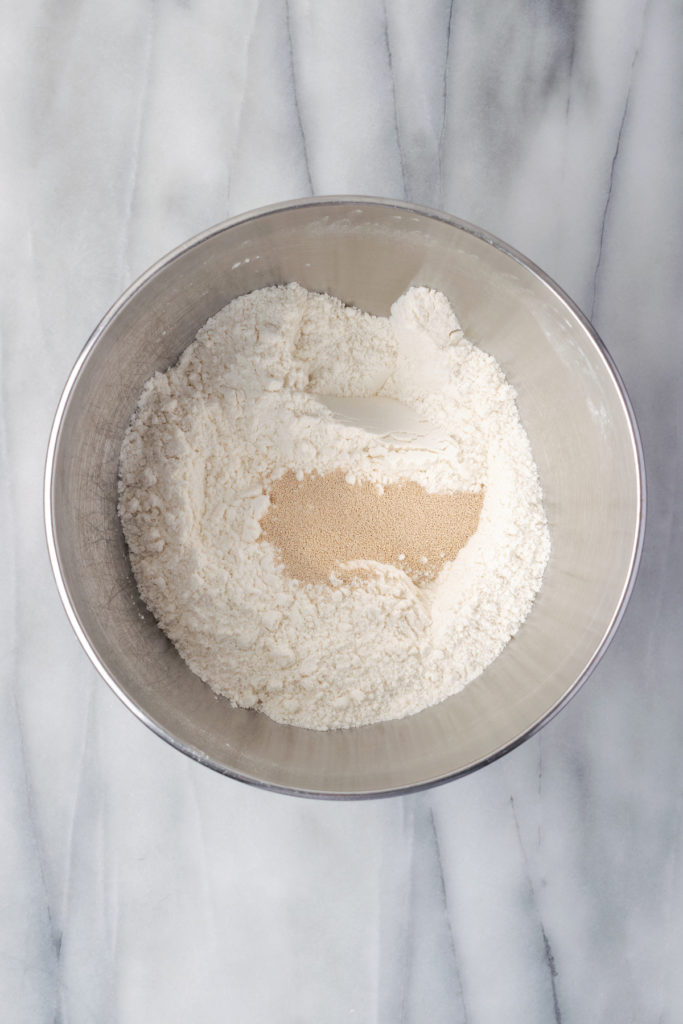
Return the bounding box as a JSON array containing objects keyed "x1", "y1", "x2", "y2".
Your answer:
[{"x1": 45, "y1": 197, "x2": 645, "y2": 798}]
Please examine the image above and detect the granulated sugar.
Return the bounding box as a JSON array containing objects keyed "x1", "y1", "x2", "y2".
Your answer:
[
  {"x1": 261, "y1": 470, "x2": 484, "y2": 585},
  {"x1": 118, "y1": 283, "x2": 550, "y2": 730}
]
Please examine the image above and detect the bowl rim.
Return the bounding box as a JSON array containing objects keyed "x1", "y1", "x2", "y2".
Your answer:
[{"x1": 44, "y1": 195, "x2": 647, "y2": 799}]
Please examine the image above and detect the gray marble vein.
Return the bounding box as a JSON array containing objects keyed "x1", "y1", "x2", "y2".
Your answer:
[{"x1": 2, "y1": 0, "x2": 683, "y2": 1021}]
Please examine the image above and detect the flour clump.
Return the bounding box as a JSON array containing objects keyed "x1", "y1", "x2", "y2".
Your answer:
[{"x1": 118, "y1": 284, "x2": 550, "y2": 730}]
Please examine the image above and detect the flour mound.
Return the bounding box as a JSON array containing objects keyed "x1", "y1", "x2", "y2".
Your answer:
[{"x1": 118, "y1": 284, "x2": 550, "y2": 730}]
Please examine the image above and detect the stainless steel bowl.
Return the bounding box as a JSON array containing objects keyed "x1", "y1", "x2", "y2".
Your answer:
[{"x1": 44, "y1": 197, "x2": 645, "y2": 798}]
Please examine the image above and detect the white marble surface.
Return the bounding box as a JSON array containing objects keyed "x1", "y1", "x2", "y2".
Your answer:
[{"x1": 2, "y1": 1, "x2": 682, "y2": 1020}]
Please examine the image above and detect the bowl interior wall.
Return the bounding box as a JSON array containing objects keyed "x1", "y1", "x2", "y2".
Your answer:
[{"x1": 49, "y1": 202, "x2": 641, "y2": 795}]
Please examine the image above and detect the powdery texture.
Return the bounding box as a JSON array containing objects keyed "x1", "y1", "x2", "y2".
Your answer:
[
  {"x1": 118, "y1": 284, "x2": 550, "y2": 730},
  {"x1": 260, "y1": 470, "x2": 484, "y2": 585}
]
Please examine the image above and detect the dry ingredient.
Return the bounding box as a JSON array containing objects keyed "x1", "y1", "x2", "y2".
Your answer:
[
  {"x1": 118, "y1": 284, "x2": 550, "y2": 730},
  {"x1": 260, "y1": 470, "x2": 484, "y2": 585}
]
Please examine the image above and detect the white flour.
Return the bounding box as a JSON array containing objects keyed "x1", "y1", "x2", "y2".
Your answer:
[{"x1": 118, "y1": 284, "x2": 550, "y2": 729}]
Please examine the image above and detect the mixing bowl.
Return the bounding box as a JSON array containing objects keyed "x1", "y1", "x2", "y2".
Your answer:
[{"x1": 45, "y1": 197, "x2": 645, "y2": 798}]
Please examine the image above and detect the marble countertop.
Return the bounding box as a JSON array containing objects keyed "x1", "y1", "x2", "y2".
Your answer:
[{"x1": 3, "y1": 1, "x2": 682, "y2": 1020}]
